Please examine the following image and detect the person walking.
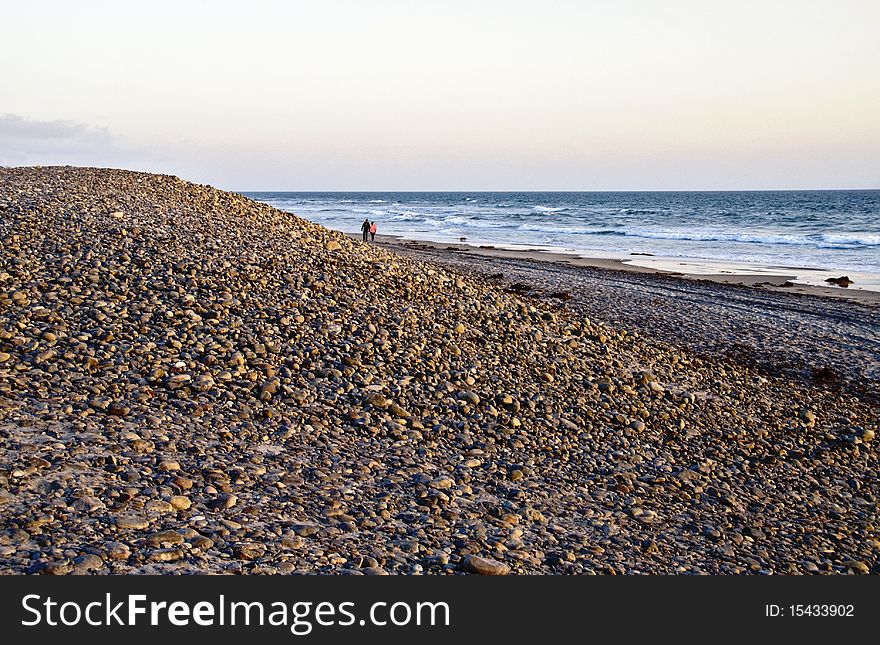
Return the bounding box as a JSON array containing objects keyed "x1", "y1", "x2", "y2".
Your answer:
[
  {"x1": 361, "y1": 218, "x2": 370, "y2": 242},
  {"x1": 369, "y1": 221, "x2": 377, "y2": 242}
]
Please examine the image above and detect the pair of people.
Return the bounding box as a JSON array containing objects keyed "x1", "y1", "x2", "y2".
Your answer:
[{"x1": 361, "y1": 218, "x2": 378, "y2": 242}]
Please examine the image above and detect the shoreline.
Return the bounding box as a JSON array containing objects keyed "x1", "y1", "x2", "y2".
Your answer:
[
  {"x1": 369, "y1": 232, "x2": 880, "y2": 401},
  {"x1": 351, "y1": 233, "x2": 880, "y2": 305}
]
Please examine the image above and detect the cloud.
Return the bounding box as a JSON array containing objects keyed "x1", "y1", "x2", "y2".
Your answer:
[{"x1": 0, "y1": 114, "x2": 153, "y2": 168}]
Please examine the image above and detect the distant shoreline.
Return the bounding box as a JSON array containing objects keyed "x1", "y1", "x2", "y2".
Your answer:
[
  {"x1": 347, "y1": 232, "x2": 880, "y2": 303},
  {"x1": 242, "y1": 189, "x2": 880, "y2": 194},
  {"x1": 251, "y1": 191, "x2": 880, "y2": 295}
]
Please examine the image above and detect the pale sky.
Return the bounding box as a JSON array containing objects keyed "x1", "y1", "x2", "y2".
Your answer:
[{"x1": 2, "y1": 0, "x2": 878, "y2": 190}]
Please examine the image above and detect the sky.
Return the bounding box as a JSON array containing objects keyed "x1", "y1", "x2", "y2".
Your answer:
[{"x1": 1, "y1": 0, "x2": 878, "y2": 190}]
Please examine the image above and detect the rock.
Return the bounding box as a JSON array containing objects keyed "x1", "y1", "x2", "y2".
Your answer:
[
  {"x1": 147, "y1": 530, "x2": 185, "y2": 547},
  {"x1": 108, "y1": 402, "x2": 131, "y2": 417},
  {"x1": 114, "y1": 515, "x2": 150, "y2": 530},
  {"x1": 799, "y1": 409, "x2": 816, "y2": 425},
  {"x1": 460, "y1": 554, "x2": 510, "y2": 575},
  {"x1": 325, "y1": 241, "x2": 342, "y2": 252},
  {"x1": 364, "y1": 393, "x2": 389, "y2": 408},
  {"x1": 190, "y1": 536, "x2": 214, "y2": 550},
  {"x1": 387, "y1": 402, "x2": 410, "y2": 418},
  {"x1": 234, "y1": 543, "x2": 266, "y2": 560},
  {"x1": 843, "y1": 559, "x2": 869, "y2": 574},
  {"x1": 149, "y1": 549, "x2": 184, "y2": 562},
  {"x1": 431, "y1": 476, "x2": 455, "y2": 489},
  {"x1": 458, "y1": 390, "x2": 480, "y2": 406},
  {"x1": 291, "y1": 523, "x2": 320, "y2": 537},
  {"x1": 194, "y1": 374, "x2": 215, "y2": 391},
  {"x1": 210, "y1": 493, "x2": 237, "y2": 510},
  {"x1": 90, "y1": 396, "x2": 112, "y2": 411},
  {"x1": 825, "y1": 276, "x2": 852, "y2": 287},
  {"x1": 70, "y1": 495, "x2": 104, "y2": 512},
  {"x1": 73, "y1": 554, "x2": 104, "y2": 572},
  {"x1": 169, "y1": 495, "x2": 192, "y2": 510},
  {"x1": 281, "y1": 536, "x2": 304, "y2": 549},
  {"x1": 631, "y1": 508, "x2": 658, "y2": 523},
  {"x1": 104, "y1": 542, "x2": 131, "y2": 560},
  {"x1": 36, "y1": 560, "x2": 72, "y2": 576},
  {"x1": 144, "y1": 499, "x2": 176, "y2": 513},
  {"x1": 166, "y1": 374, "x2": 192, "y2": 390},
  {"x1": 130, "y1": 439, "x2": 155, "y2": 453},
  {"x1": 221, "y1": 518, "x2": 242, "y2": 531},
  {"x1": 423, "y1": 553, "x2": 450, "y2": 566}
]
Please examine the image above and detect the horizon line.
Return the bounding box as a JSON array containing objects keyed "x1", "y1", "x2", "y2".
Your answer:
[{"x1": 237, "y1": 187, "x2": 880, "y2": 193}]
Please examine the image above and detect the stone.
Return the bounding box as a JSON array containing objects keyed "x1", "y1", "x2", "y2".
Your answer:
[
  {"x1": 799, "y1": 409, "x2": 816, "y2": 425},
  {"x1": 458, "y1": 391, "x2": 480, "y2": 406},
  {"x1": 169, "y1": 495, "x2": 192, "y2": 510},
  {"x1": 74, "y1": 554, "x2": 104, "y2": 572},
  {"x1": 147, "y1": 530, "x2": 185, "y2": 547},
  {"x1": 431, "y1": 476, "x2": 455, "y2": 489},
  {"x1": 291, "y1": 523, "x2": 320, "y2": 537},
  {"x1": 130, "y1": 439, "x2": 155, "y2": 453},
  {"x1": 36, "y1": 560, "x2": 72, "y2": 576},
  {"x1": 190, "y1": 536, "x2": 214, "y2": 550},
  {"x1": 104, "y1": 542, "x2": 131, "y2": 560},
  {"x1": 114, "y1": 515, "x2": 150, "y2": 530},
  {"x1": 843, "y1": 559, "x2": 869, "y2": 574},
  {"x1": 364, "y1": 393, "x2": 389, "y2": 408},
  {"x1": 461, "y1": 554, "x2": 510, "y2": 575},
  {"x1": 234, "y1": 543, "x2": 266, "y2": 560},
  {"x1": 149, "y1": 549, "x2": 184, "y2": 562},
  {"x1": 108, "y1": 402, "x2": 131, "y2": 417},
  {"x1": 145, "y1": 499, "x2": 176, "y2": 513},
  {"x1": 211, "y1": 493, "x2": 237, "y2": 510}
]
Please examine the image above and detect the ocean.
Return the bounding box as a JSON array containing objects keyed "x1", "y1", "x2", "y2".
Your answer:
[{"x1": 245, "y1": 190, "x2": 880, "y2": 285}]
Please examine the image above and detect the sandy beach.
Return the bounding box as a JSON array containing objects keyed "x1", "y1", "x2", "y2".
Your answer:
[{"x1": 1, "y1": 167, "x2": 877, "y2": 575}]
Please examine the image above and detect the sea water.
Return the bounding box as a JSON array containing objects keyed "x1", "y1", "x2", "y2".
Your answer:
[{"x1": 245, "y1": 191, "x2": 880, "y2": 288}]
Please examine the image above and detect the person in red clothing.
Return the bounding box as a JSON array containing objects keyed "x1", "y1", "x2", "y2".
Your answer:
[{"x1": 369, "y1": 221, "x2": 378, "y2": 242}]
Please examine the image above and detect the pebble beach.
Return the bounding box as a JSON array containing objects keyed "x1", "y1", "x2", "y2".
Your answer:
[{"x1": 0, "y1": 166, "x2": 877, "y2": 575}]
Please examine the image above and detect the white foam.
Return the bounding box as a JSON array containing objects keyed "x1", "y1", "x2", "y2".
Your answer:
[{"x1": 533, "y1": 205, "x2": 567, "y2": 213}]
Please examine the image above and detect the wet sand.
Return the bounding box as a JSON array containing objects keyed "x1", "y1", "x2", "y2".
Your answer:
[{"x1": 365, "y1": 234, "x2": 880, "y2": 305}]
